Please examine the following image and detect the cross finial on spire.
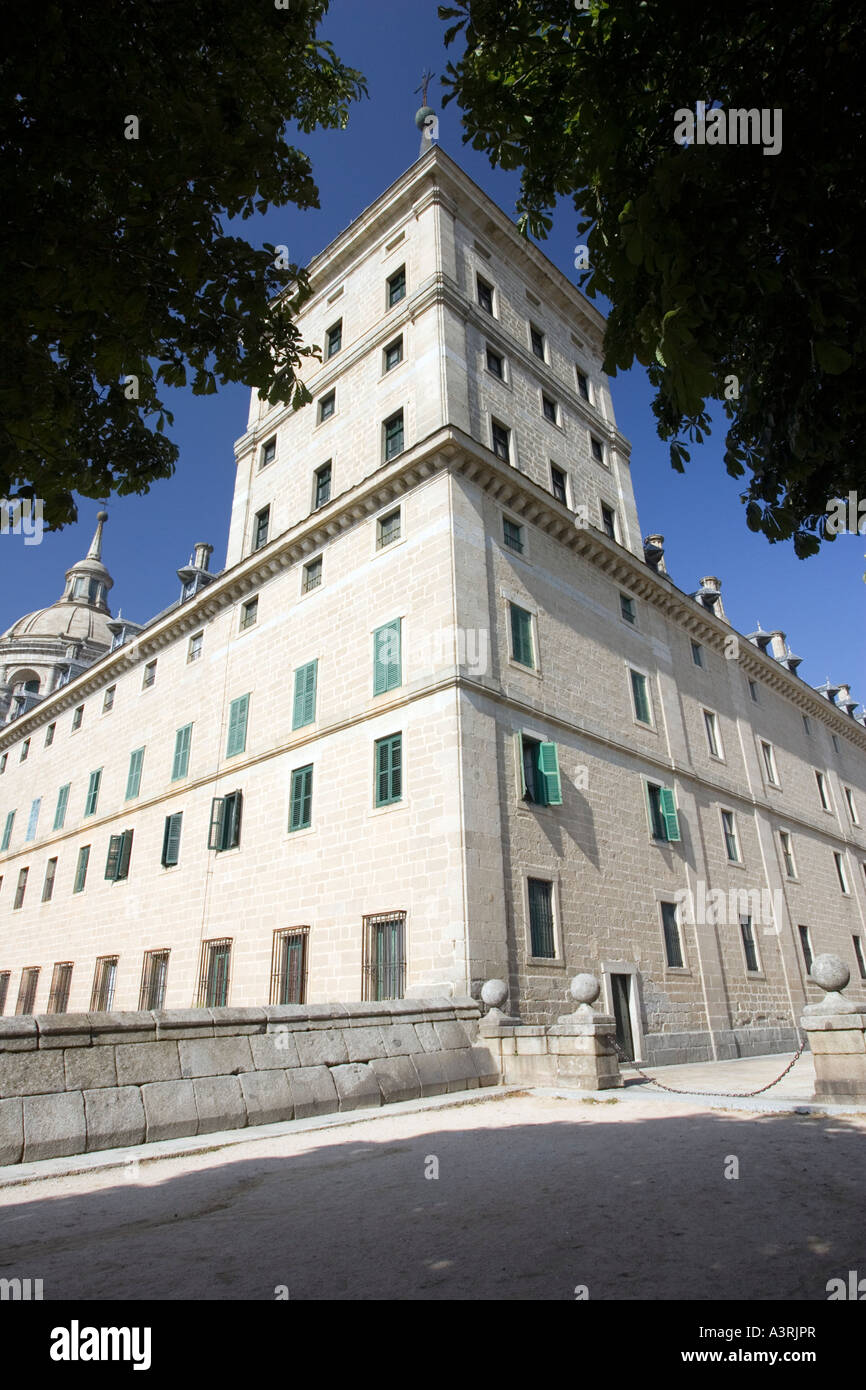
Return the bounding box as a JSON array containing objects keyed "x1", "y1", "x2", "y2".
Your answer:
[{"x1": 415, "y1": 68, "x2": 435, "y2": 106}]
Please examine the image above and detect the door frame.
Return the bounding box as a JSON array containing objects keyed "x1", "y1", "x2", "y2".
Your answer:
[{"x1": 600, "y1": 960, "x2": 646, "y2": 1063}]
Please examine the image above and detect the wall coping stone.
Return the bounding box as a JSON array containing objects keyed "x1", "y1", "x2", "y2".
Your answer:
[{"x1": 800, "y1": 1013, "x2": 866, "y2": 1031}]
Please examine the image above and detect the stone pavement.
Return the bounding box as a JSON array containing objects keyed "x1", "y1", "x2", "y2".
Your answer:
[{"x1": 618, "y1": 1050, "x2": 820, "y2": 1107}]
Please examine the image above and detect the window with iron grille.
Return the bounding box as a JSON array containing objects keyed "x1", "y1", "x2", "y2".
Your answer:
[
  {"x1": 387, "y1": 266, "x2": 406, "y2": 307},
  {"x1": 253, "y1": 505, "x2": 270, "y2": 551},
  {"x1": 0, "y1": 972, "x2": 10, "y2": 1015},
  {"x1": 491, "y1": 419, "x2": 510, "y2": 462},
  {"x1": 550, "y1": 464, "x2": 567, "y2": 504},
  {"x1": 302, "y1": 557, "x2": 323, "y2": 594},
  {"x1": 318, "y1": 391, "x2": 335, "y2": 423},
  {"x1": 799, "y1": 925, "x2": 813, "y2": 974},
  {"x1": 509, "y1": 603, "x2": 534, "y2": 668},
  {"x1": 660, "y1": 902, "x2": 683, "y2": 968},
  {"x1": 105, "y1": 830, "x2": 133, "y2": 882},
  {"x1": 383, "y1": 410, "x2": 404, "y2": 461},
  {"x1": 259, "y1": 436, "x2": 276, "y2": 470},
  {"x1": 740, "y1": 917, "x2": 759, "y2": 973},
  {"x1": 270, "y1": 929, "x2": 309, "y2": 1005},
  {"x1": 326, "y1": 319, "x2": 342, "y2": 358},
  {"x1": 528, "y1": 878, "x2": 556, "y2": 958},
  {"x1": 377, "y1": 507, "x2": 401, "y2": 549},
  {"x1": 161, "y1": 813, "x2": 183, "y2": 868},
  {"x1": 503, "y1": 517, "x2": 524, "y2": 553},
  {"x1": 208, "y1": 791, "x2": 242, "y2": 852},
  {"x1": 47, "y1": 962, "x2": 73, "y2": 1013},
  {"x1": 42, "y1": 857, "x2": 58, "y2": 903},
  {"x1": 90, "y1": 956, "x2": 119, "y2": 1012},
  {"x1": 362, "y1": 912, "x2": 406, "y2": 1000},
  {"x1": 198, "y1": 939, "x2": 232, "y2": 1008},
  {"x1": 477, "y1": 277, "x2": 494, "y2": 314},
  {"x1": 188, "y1": 631, "x2": 203, "y2": 663},
  {"x1": 384, "y1": 337, "x2": 404, "y2": 371},
  {"x1": 314, "y1": 461, "x2": 332, "y2": 509},
  {"x1": 139, "y1": 949, "x2": 170, "y2": 1011},
  {"x1": 85, "y1": 767, "x2": 103, "y2": 816},
  {"x1": 289, "y1": 765, "x2": 313, "y2": 832},
  {"x1": 374, "y1": 733, "x2": 402, "y2": 807},
  {"x1": 16, "y1": 966, "x2": 40, "y2": 1015},
  {"x1": 13, "y1": 867, "x2": 28, "y2": 910},
  {"x1": 73, "y1": 845, "x2": 90, "y2": 893}
]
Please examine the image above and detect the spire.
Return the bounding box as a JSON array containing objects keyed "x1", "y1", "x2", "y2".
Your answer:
[
  {"x1": 87, "y1": 509, "x2": 108, "y2": 562},
  {"x1": 414, "y1": 69, "x2": 439, "y2": 155}
]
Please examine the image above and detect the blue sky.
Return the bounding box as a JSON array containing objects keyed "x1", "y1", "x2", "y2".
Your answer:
[{"x1": 3, "y1": 0, "x2": 863, "y2": 704}]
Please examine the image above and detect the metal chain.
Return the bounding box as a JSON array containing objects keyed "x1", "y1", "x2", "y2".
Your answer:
[{"x1": 603, "y1": 1032, "x2": 808, "y2": 1098}]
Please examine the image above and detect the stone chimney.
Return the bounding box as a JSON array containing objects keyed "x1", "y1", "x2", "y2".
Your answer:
[
  {"x1": 837, "y1": 683, "x2": 858, "y2": 717},
  {"x1": 747, "y1": 622, "x2": 772, "y2": 653},
  {"x1": 696, "y1": 576, "x2": 728, "y2": 622},
  {"x1": 768, "y1": 630, "x2": 787, "y2": 661},
  {"x1": 178, "y1": 541, "x2": 216, "y2": 602},
  {"x1": 192, "y1": 542, "x2": 213, "y2": 573},
  {"x1": 643, "y1": 534, "x2": 667, "y2": 574}
]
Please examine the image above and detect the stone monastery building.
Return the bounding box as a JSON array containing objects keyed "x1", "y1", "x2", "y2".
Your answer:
[{"x1": 2, "y1": 148, "x2": 866, "y2": 1065}]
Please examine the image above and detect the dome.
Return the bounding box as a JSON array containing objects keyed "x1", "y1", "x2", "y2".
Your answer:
[{"x1": 2, "y1": 602, "x2": 115, "y2": 647}]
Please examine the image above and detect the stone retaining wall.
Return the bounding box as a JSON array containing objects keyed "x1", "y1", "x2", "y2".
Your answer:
[{"x1": 0, "y1": 999, "x2": 498, "y2": 1166}]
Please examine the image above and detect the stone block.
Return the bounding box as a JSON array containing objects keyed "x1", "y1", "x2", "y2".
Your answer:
[
  {"x1": 330, "y1": 1063, "x2": 382, "y2": 1112},
  {"x1": 154, "y1": 1009, "x2": 214, "y2": 1041},
  {"x1": 23, "y1": 1092, "x2": 86, "y2": 1162},
  {"x1": 65, "y1": 1046, "x2": 118, "y2": 1091},
  {"x1": 809, "y1": 1030, "x2": 866, "y2": 1056},
  {"x1": 288, "y1": 1065, "x2": 338, "y2": 1119},
  {"x1": 0, "y1": 1098, "x2": 24, "y2": 1165},
  {"x1": 0, "y1": 1049, "x2": 64, "y2": 1097},
  {"x1": 84, "y1": 1086, "x2": 146, "y2": 1152},
  {"x1": 263, "y1": 1005, "x2": 309, "y2": 1028},
  {"x1": 344, "y1": 1026, "x2": 386, "y2": 1062},
  {"x1": 88, "y1": 1011, "x2": 156, "y2": 1045},
  {"x1": 141, "y1": 1080, "x2": 198, "y2": 1143},
  {"x1": 250, "y1": 1031, "x2": 300, "y2": 1070},
  {"x1": 512, "y1": 1035, "x2": 547, "y2": 1055},
  {"x1": 0, "y1": 1018, "x2": 38, "y2": 1052},
  {"x1": 294, "y1": 1029, "x2": 348, "y2": 1067},
  {"x1": 414, "y1": 1022, "x2": 441, "y2": 1053},
  {"x1": 35, "y1": 1014, "x2": 92, "y2": 1049},
  {"x1": 470, "y1": 1045, "x2": 500, "y2": 1086},
  {"x1": 304, "y1": 1004, "x2": 350, "y2": 1021},
  {"x1": 380, "y1": 1024, "x2": 423, "y2": 1056},
  {"x1": 178, "y1": 1036, "x2": 254, "y2": 1078},
  {"x1": 193, "y1": 1075, "x2": 247, "y2": 1134},
  {"x1": 115, "y1": 1041, "x2": 181, "y2": 1086},
  {"x1": 433, "y1": 1020, "x2": 472, "y2": 1050},
  {"x1": 411, "y1": 1051, "x2": 449, "y2": 1097},
  {"x1": 208, "y1": 1006, "x2": 268, "y2": 1036},
  {"x1": 369, "y1": 1055, "x2": 422, "y2": 1104},
  {"x1": 239, "y1": 1071, "x2": 294, "y2": 1127}
]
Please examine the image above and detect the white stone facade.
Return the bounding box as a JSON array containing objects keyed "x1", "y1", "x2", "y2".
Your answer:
[{"x1": 1, "y1": 150, "x2": 865, "y2": 1062}]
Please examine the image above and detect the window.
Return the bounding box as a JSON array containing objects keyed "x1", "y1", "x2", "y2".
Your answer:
[
  {"x1": 73, "y1": 845, "x2": 90, "y2": 893},
  {"x1": 704, "y1": 710, "x2": 721, "y2": 758},
  {"x1": 844, "y1": 787, "x2": 859, "y2": 825},
  {"x1": 779, "y1": 830, "x2": 797, "y2": 879},
  {"x1": 158, "y1": 811, "x2": 184, "y2": 868},
  {"x1": 510, "y1": 603, "x2": 534, "y2": 668},
  {"x1": 375, "y1": 733, "x2": 402, "y2": 807},
  {"x1": 71, "y1": 705, "x2": 84, "y2": 731},
  {"x1": 253, "y1": 505, "x2": 270, "y2": 551},
  {"x1": 486, "y1": 346, "x2": 504, "y2": 379},
  {"x1": 740, "y1": 917, "x2": 760, "y2": 973},
  {"x1": 90, "y1": 956, "x2": 119, "y2": 1012},
  {"x1": 188, "y1": 632, "x2": 203, "y2": 663},
  {"x1": 477, "y1": 276, "x2": 494, "y2": 314},
  {"x1": 760, "y1": 740, "x2": 779, "y2": 785},
  {"x1": 620, "y1": 593, "x2": 636, "y2": 625},
  {"x1": 832, "y1": 734, "x2": 841, "y2": 755},
  {"x1": 53, "y1": 783, "x2": 70, "y2": 831},
  {"x1": 383, "y1": 410, "x2": 404, "y2": 460},
  {"x1": 834, "y1": 851, "x2": 850, "y2": 894},
  {"x1": 853, "y1": 936, "x2": 866, "y2": 981},
  {"x1": 25, "y1": 797, "x2": 41, "y2": 842},
  {"x1": 172, "y1": 724, "x2": 193, "y2": 780},
  {"x1": 208, "y1": 791, "x2": 242, "y2": 852},
  {"x1": 85, "y1": 768, "x2": 102, "y2": 816},
  {"x1": 270, "y1": 929, "x2": 308, "y2": 1005},
  {"x1": 630, "y1": 669, "x2": 651, "y2": 724},
  {"x1": 377, "y1": 507, "x2": 401, "y2": 549},
  {"x1": 542, "y1": 394, "x2": 558, "y2": 425},
  {"x1": 647, "y1": 783, "x2": 681, "y2": 842},
  {"x1": 142, "y1": 660, "x2": 157, "y2": 689},
  {"x1": 13, "y1": 867, "x2": 29, "y2": 910},
  {"x1": 125, "y1": 749, "x2": 144, "y2": 801},
  {"x1": 491, "y1": 420, "x2": 510, "y2": 463},
  {"x1": 373, "y1": 622, "x2": 401, "y2": 696},
  {"x1": 721, "y1": 810, "x2": 741, "y2": 863},
  {"x1": 139, "y1": 949, "x2": 170, "y2": 1010},
  {"x1": 576, "y1": 369, "x2": 590, "y2": 401},
  {"x1": 198, "y1": 939, "x2": 232, "y2": 1007},
  {"x1": 528, "y1": 878, "x2": 556, "y2": 958},
  {"x1": 105, "y1": 830, "x2": 133, "y2": 882},
  {"x1": 591, "y1": 437, "x2": 605, "y2": 465},
  {"x1": 292, "y1": 662, "x2": 318, "y2": 728},
  {"x1": 42, "y1": 857, "x2": 58, "y2": 903},
  {"x1": 289, "y1": 765, "x2": 313, "y2": 832},
  {"x1": 325, "y1": 319, "x2": 342, "y2": 359},
  {"x1": 240, "y1": 596, "x2": 258, "y2": 630},
  {"x1": 748, "y1": 680, "x2": 759, "y2": 702},
  {"x1": 16, "y1": 966, "x2": 39, "y2": 1014},
  {"x1": 551, "y1": 465, "x2": 567, "y2": 504},
  {"x1": 0, "y1": 752, "x2": 5, "y2": 772},
  {"x1": 318, "y1": 391, "x2": 336, "y2": 423},
  {"x1": 384, "y1": 337, "x2": 403, "y2": 372},
  {"x1": 103, "y1": 686, "x2": 115, "y2": 713},
  {"x1": 600, "y1": 503, "x2": 616, "y2": 538},
  {"x1": 660, "y1": 902, "x2": 684, "y2": 968},
  {"x1": 1, "y1": 810, "x2": 14, "y2": 851},
  {"x1": 314, "y1": 461, "x2": 332, "y2": 509},
  {"x1": 47, "y1": 962, "x2": 73, "y2": 1014},
  {"x1": 363, "y1": 912, "x2": 406, "y2": 1000},
  {"x1": 798, "y1": 925, "x2": 813, "y2": 975},
  {"x1": 519, "y1": 735, "x2": 563, "y2": 807},
  {"x1": 20, "y1": 738, "x2": 30, "y2": 762},
  {"x1": 387, "y1": 266, "x2": 406, "y2": 307},
  {"x1": 226, "y1": 694, "x2": 250, "y2": 756},
  {"x1": 503, "y1": 518, "x2": 524, "y2": 554},
  {"x1": 529, "y1": 324, "x2": 545, "y2": 359},
  {"x1": 301, "y1": 556, "x2": 322, "y2": 594},
  {"x1": 691, "y1": 641, "x2": 704, "y2": 668},
  {"x1": 259, "y1": 436, "x2": 276, "y2": 470},
  {"x1": 0, "y1": 972, "x2": 9, "y2": 1014},
  {"x1": 802, "y1": 714, "x2": 812, "y2": 736},
  {"x1": 816, "y1": 770, "x2": 831, "y2": 811}
]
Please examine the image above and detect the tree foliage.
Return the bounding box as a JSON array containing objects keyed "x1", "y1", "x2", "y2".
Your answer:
[
  {"x1": 440, "y1": 0, "x2": 865, "y2": 555},
  {"x1": 0, "y1": 0, "x2": 365, "y2": 528}
]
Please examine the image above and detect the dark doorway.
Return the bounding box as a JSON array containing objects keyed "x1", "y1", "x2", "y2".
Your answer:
[{"x1": 611, "y1": 973, "x2": 635, "y2": 1060}]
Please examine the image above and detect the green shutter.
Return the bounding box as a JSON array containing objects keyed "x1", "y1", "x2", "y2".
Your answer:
[
  {"x1": 117, "y1": 830, "x2": 133, "y2": 880},
  {"x1": 537, "y1": 743, "x2": 563, "y2": 806},
  {"x1": 54, "y1": 784, "x2": 70, "y2": 831},
  {"x1": 631, "y1": 670, "x2": 650, "y2": 723},
  {"x1": 74, "y1": 845, "x2": 90, "y2": 893},
  {"x1": 162, "y1": 813, "x2": 182, "y2": 867},
  {"x1": 226, "y1": 695, "x2": 249, "y2": 756},
  {"x1": 659, "y1": 787, "x2": 681, "y2": 841},
  {"x1": 289, "y1": 765, "x2": 313, "y2": 832},
  {"x1": 375, "y1": 734, "x2": 402, "y2": 806},
  {"x1": 105, "y1": 835, "x2": 122, "y2": 880},
  {"x1": 223, "y1": 791, "x2": 242, "y2": 849},
  {"x1": 125, "y1": 750, "x2": 143, "y2": 800},
  {"x1": 172, "y1": 725, "x2": 192, "y2": 780},
  {"x1": 0, "y1": 811, "x2": 14, "y2": 851},
  {"x1": 373, "y1": 621, "x2": 401, "y2": 695},
  {"x1": 292, "y1": 662, "x2": 318, "y2": 729},
  {"x1": 208, "y1": 798, "x2": 224, "y2": 849},
  {"x1": 510, "y1": 604, "x2": 534, "y2": 667},
  {"x1": 86, "y1": 768, "x2": 103, "y2": 815}
]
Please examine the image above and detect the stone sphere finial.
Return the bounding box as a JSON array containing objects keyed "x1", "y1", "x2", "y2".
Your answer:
[
  {"x1": 415, "y1": 104, "x2": 436, "y2": 130},
  {"x1": 481, "y1": 978, "x2": 508, "y2": 1010},
  {"x1": 803, "y1": 953, "x2": 858, "y2": 1015},
  {"x1": 570, "y1": 973, "x2": 601, "y2": 1007}
]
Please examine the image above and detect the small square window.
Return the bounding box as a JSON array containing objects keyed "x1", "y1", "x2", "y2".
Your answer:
[
  {"x1": 326, "y1": 319, "x2": 342, "y2": 359},
  {"x1": 542, "y1": 395, "x2": 558, "y2": 424},
  {"x1": 477, "y1": 277, "x2": 494, "y2": 314},
  {"x1": 384, "y1": 337, "x2": 404, "y2": 372},
  {"x1": 486, "y1": 347, "x2": 504, "y2": 379},
  {"x1": 620, "y1": 594, "x2": 636, "y2": 625},
  {"x1": 188, "y1": 631, "x2": 203, "y2": 663},
  {"x1": 302, "y1": 557, "x2": 323, "y2": 593},
  {"x1": 387, "y1": 266, "x2": 406, "y2": 307},
  {"x1": 591, "y1": 436, "x2": 605, "y2": 465},
  {"x1": 377, "y1": 508, "x2": 401, "y2": 550},
  {"x1": 601, "y1": 503, "x2": 616, "y2": 540},
  {"x1": 259, "y1": 436, "x2": 276, "y2": 470},
  {"x1": 71, "y1": 705, "x2": 84, "y2": 731},
  {"x1": 503, "y1": 518, "x2": 524, "y2": 554},
  {"x1": 492, "y1": 420, "x2": 510, "y2": 463},
  {"x1": 240, "y1": 597, "x2": 258, "y2": 630},
  {"x1": 103, "y1": 686, "x2": 115, "y2": 713},
  {"x1": 253, "y1": 505, "x2": 270, "y2": 551},
  {"x1": 691, "y1": 641, "x2": 704, "y2": 668},
  {"x1": 384, "y1": 410, "x2": 404, "y2": 461},
  {"x1": 551, "y1": 465, "x2": 567, "y2": 504},
  {"x1": 576, "y1": 370, "x2": 590, "y2": 402},
  {"x1": 318, "y1": 391, "x2": 336, "y2": 423},
  {"x1": 314, "y1": 461, "x2": 332, "y2": 509},
  {"x1": 530, "y1": 324, "x2": 545, "y2": 359},
  {"x1": 142, "y1": 661, "x2": 157, "y2": 689}
]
